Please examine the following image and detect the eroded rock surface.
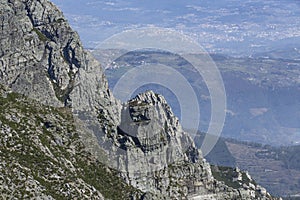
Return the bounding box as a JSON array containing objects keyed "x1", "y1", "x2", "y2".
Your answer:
[{"x1": 0, "y1": 0, "x2": 279, "y2": 199}]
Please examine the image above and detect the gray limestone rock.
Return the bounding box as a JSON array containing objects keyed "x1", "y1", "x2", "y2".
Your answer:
[
  {"x1": 0, "y1": 0, "x2": 88, "y2": 107},
  {"x1": 0, "y1": 0, "x2": 279, "y2": 199}
]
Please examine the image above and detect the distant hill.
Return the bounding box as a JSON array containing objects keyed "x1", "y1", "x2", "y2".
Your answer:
[
  {"x1": 193, "y1": 132, "x2": 236, "y2": 167},
  {"x1": 191, "y1": 132, "x2": 300, "y2": 197},
  {"x1": 101, "y1": 50, "x2": 300, "y2": 146},
  {"x1": 212, "y1": 137, "x2": 300, "y2": 197},
  {"x1": 52, "y1": 0, "x2": 300, "y2": 56}
]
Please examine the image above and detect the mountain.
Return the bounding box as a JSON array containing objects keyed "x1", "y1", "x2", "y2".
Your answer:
[
  {"x1": 101, "y1": 49, "x2": 300, "y2": 196},
  {"x1": 0, "y1": 0, "x2": 279, "y2": 199},
  {"x1": 102, "y1": 50, "x2": 300, "y2": 146},
  {"x1": 194, "y1": 132, "x2": 300, "y2": 197},
  {"x1": 194, "y1": 132, "x2": 236, "y2": 168},
  {"x1": 225, "y1": 140, "x2": 300, "y2": 197}
]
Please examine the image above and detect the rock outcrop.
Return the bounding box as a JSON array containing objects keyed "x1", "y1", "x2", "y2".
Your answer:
[
  {"x1": 91, "y1": 90, "x2": 277, "y2": 199},
  {"x1": 0, "y1": 0, "x2": 89, "y2": 107},
  {"x1": 0, "y1": 0, "x2": 279, "y2": 199}
]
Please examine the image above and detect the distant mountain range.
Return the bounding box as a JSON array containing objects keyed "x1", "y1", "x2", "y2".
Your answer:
[
  {"x1": 51, "y1": 0, "x2": 300, "y2": 56},
  {"x1": 98, "y1": 50, "x2": 300, "y2": 146},
  {"x1": 194, "y1": 132, "x2": 300, "y2": 197}
]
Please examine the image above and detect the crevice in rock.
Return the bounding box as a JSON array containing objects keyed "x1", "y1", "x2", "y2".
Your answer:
[{"x1": 23, "y1": 1, "x2": 34, "y2": 26}]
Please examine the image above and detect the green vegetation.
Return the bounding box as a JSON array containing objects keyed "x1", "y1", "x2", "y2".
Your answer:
[
  {"x1": 279, "y1": 145, "x2": 300, "y2": 170},
  {"x1": 211, "y1": 165, "x2": 256, "y2": 189},
  {"x1": 228, "y1": 137, "x2": 300, "y2": 171},
  {"x1": 32, "y1": 28, "x2": 49, "y2": 42},
  {"x1": 0, "y1": 87, "x2": 140, "y2": 199},
  {"x1": 76, "y1": 158, "x2": 138, "y2": 199}
]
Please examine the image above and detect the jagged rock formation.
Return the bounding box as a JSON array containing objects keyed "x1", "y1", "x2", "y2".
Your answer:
[
  {"x1": 0, "y1": 0, "x2": 280, "y2": 199},
  {"x1": 0, "y1": 0, "x2": 88, "y2": 107},
  {"x1": 91, "y1": 90, "x2": 277, "y2": 199}
]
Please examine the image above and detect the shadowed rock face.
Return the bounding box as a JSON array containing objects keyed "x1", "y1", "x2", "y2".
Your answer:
[{"x1": 0, "y1": 0, "x2": 279, "y2": 199}]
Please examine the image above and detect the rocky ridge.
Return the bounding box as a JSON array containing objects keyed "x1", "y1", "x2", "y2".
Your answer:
[{"x1": 0, "y1": 0, "x2": 279, "y2": 199}]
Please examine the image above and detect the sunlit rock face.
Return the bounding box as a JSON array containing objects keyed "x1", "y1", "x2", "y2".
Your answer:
[
  {"x1": 0, "y1": 0, "x2": 90, "y2": 107},
  {"x1": 0, "y1": 0, "x2": 279, "y2": 199}
]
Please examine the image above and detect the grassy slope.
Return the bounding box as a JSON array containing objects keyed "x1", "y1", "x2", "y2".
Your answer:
[{"x1": 0, "y1": 85, "x2": 140, "y2": 199}]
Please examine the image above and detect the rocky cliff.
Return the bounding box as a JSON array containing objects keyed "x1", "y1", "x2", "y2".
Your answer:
[
  {"x1": 0, "y1": 0, "x2": 279, "y2": 199},
  {"x1": 0, "y1": 0, "x2": 90, "y2": 107}
]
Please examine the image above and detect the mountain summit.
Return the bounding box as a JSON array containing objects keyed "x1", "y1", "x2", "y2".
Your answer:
[{"x1": 0, "y1": 0, "x2": 279, "y2": 199}]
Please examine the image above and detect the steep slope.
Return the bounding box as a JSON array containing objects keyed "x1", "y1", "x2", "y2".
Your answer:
[
  {"x1": 0, "y1": 0, "x2": 279, "y2": 199},
  {"x1": 96, "y1": 90, "x2": 277, "y2": 199},
  {"x1": 0, "y1": 85, "x2": 141, "y2": 199},
  {"x1": 0, "y1": 0, "x2": 96, "y2": 107}
]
